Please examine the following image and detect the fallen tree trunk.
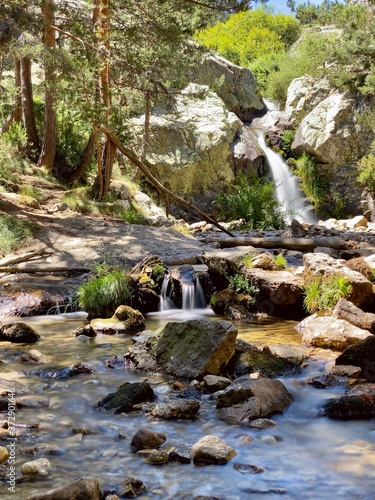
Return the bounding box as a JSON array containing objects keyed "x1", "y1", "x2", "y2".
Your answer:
[
  {"x1": 200, "y1": 236, "x2": 349, "y2": 251},
  {"x1": 0, "y1": 249, "x2": 53, "y2": 267},
  {"x1": 98, "y1": 126, "x2": 235, "y2": 238},
  {"x1": 0, "y1": 266, "x2": 90, "y2": 274}
]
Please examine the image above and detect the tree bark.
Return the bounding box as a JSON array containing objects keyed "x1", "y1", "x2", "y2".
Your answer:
[
  {"x1": 1, "y1": 57, "x2": 22, "y2": 134},
  {"x1": 65, "y1": 131, "x2": 96, "y2": 186},
  {"x1": 20, "y1": 57, "x2": 39, "y2": 156},
  {"x1": 38, "y1": 0, "x2": 57, "y2": 168},
  {"x1": 200, "y1": 236, "x2": 349, "y2": 251}
]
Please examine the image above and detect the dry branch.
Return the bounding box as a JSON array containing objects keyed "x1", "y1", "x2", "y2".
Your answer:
[
  {"x1": 200, "y1": 236, "x2": 349, "y2": 251},
  {"x1": 0, "y1": 266, "x2": 90, "y2": 274},
  {"x1": 98, "y1": 126, "x2": 235, "y2": 237},
  {"x1": 0, "y1": 249, "x2": 54, "y2": 267}
]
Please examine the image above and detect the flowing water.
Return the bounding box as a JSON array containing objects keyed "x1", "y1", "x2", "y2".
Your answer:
[
  {"x1": 255, "y1": 133, "x2": 316, "y2": 225},
  {"x1": 1, "y1": 311, "x2": 375, "y2": 499}
]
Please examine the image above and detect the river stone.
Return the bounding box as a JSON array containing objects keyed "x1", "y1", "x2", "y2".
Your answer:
[
  {"x1": 148, "y1": 399, "x2": 200, "y2": 420},
  {"x1": 190, "y1": 435, "x2": 237, "y2": 464},
  {"x1": 126, "y1": 319, "x2": 238, "y2": 379},
  {"x1": 295, "y1": 315, "x2": 371, "y2": 350},
  {"x1": 332, "y1": 298, "x2": 375, "y2": 333},
  {"x1": 16, "y1": 395, "x2": 50, "y2": 408},
  {"x1": 215, "y1": 377, "x2": 293, "y2": 425},
  {"x1": 130, "y1": 428, "x2": 166, "y2": 451},
  {"x1": 203, "y1": 374, "x2": 232, "y2": 393},
  {"x1": 0, "y1": 446, "x2": 9, "y2": 464},
  {"x1": 230, "y1": 341, "x2": 301, "y2": 378},
  {"x1": 0, "y1": 377, "x2": 30, "y2": 395},
  {"x1": 97, "y1": 381, "x2": 154, "y2": 413},
  {"x1": 25, "y1": 476, "x2": 101, "y2": 500},
  {"x1": 322, "y1": 394, "x2": 375, "y2": 419},
  {"x1": 251, "y1": 253, "x2": 278, "y2": 271},
  {"x1": 0, "y1": 322, "x2": 40, "y2": 343},
  {"x1": 21, "y1": 458, "x2": 52, "y2": 477},
  {"x1": 201, "y1": 247, "x2": 258, "y2": 286},
  {"x1": 112, "y1": 305, "x2": 146, "y2": 334},
  {"x1": 303, "y1": 253, "x2": 374, "y2": 309},
  {"x1": 119, "y1": 477, "x2": 147, "y2": 497},
  {"x1": 335, "y1": 335, "x2": 375, "y2": 381}
]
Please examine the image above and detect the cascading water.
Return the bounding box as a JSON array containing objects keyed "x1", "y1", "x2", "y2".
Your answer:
[
  {"x1": 159, "y1": 269, "x2": 207, "y2": 312},
  {"x1": 256, "y1": 132, "x2": 317, "y2": 224}
]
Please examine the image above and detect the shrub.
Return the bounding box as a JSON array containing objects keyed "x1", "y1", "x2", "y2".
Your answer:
[
  {"x1": 303, "y1": 276, "x2": 352, "y2": 313},
  {"x1": 77, "y1": 268, "x2": 131, "y2": 312},
  {"x1": 275, "y1": 254, "x2": 287, "y2": 270},
  {"x1": 215, "y1": 174, "x2": 288, "y2": 229},
  {"x1": 227, "y1": 273, "x2": 259, "y2": 299},
  {"x1": 0, "y1": 214, "x2": 36, "y2": 256},
  {"x1": 357, "y1": 152, "x2": 375, "y2": 195},
  {"x1": 294, "y1": 153, "x2": 327, "y2": 211}
]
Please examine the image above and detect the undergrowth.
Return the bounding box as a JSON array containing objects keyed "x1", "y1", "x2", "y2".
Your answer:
[
  {"x1": 303, "y1": 275, "x2": 352, "y2": 313},
  {"x1": 0, "y1": 214, "x2": 37, "y2": 256}
]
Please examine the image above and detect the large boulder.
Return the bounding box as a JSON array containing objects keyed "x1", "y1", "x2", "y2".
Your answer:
[
  {"x1": 295, "y1": 315, "x2": 372, "y2": 350},
  {"x1": 97, "y1": 381, "x2": 155, "y2": 413},
  {"x1": 322, "y1": 382, "x2": 375, "y2": 419},
  {"x1": 243, "y1": 268, "x2": 305, "y2": 319},
  {"x1": 0, "y1": 322, "x2": 40, "y2": 343},
  {"x1": 303, "y1": 253, "x2": 374, "y2": 310},
  {"x1": 190, "y1": 51, "x2": 265, "y2": 122},
  {"x1": 335, "y1": 335, "x2": 375, "y2": 380},
  {"x1": 127, "y1": 83, "x2": 242, "y2": 212},
  {"x1": 285, "y1": 75, "x2": 332, "y2": 119},
  {"x1": 332, "y1": 298, "x2": 375, "y2": 333},
  {"x1": 291, "y1": 90, "x2": 373, "y2": 214},
  {"x1": 125, "y1": 319, "x2": 238, "y2": 379},
  {"x1": 215, "y1": 377, "x2": 293, "y2": 425}
]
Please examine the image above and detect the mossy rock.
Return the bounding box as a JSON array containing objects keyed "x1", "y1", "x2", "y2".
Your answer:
[
  {"x1": 97, "y1": 381, "x2": 155, "y2": 414},
  {"x1": 322, "y1": 394, "x2": 375, "y2": 420},
  {"x1": 0, "y1": 322, "x2": 40, "y2": 343}
]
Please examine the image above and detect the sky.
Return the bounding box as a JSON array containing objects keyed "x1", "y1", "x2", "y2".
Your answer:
[{"x1": 262, "y1": 0, "x2": 324, "y2": 15}]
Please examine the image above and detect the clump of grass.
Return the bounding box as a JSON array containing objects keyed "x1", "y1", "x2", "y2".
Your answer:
[
  {"x1": 77, "y1": 268, "x2": 131, "y2": 312},
  {"x1": 274, "y1": 254, "x2": 287, "y2": 270},
  {"x1": 0, "y1": 214, "x2": 36, "y2": 256},
  {"x1": 18, "y1": 185, "x2": 43, "y2": 202},
  {"x1": 242, "y1": 255, "x2": 254, "y2": 269},
  {"x1": 303, "y1": 275, "x2": 352, "y2": 313},
  {"x1": 227, "y1": 273, "x2": 259, "y2": 299},
  {"x1": 171, "y1": 224, "x2": 193, "y2": 237}
]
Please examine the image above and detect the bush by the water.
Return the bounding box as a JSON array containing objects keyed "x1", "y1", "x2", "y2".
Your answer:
[
  {"x1": 215, "y1": 174, "x2": 288, "y2": 229},
  {"x1": 303, "y1": 276, "x2": 352, "y2": 313}
]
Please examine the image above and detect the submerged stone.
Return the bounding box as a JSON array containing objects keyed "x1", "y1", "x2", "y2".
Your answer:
[{"x1": 98, "y1": 381, "x2": 154, "y2": 414}]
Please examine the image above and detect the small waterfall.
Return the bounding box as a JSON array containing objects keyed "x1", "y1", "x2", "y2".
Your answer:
[
  {"x1": 159, "y1": 268, "x2": 207, "y2": 311},
  {"x1": 256, "y1": 133, "x2": 317, "y2": 224},
  {"x1": 159, "y1": 273, "x2": 175, "y2": 311}
]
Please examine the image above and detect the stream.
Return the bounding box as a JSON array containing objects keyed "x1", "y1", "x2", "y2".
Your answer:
[{"x1": 1, "y1": 310, "x2": 375, "y2": 500}]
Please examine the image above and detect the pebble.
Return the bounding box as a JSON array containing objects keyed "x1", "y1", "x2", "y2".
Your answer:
[
  {"x1": 0, "y1": 446, "x2": 10, "y2": 464},
  {"x1": 21, "y1": 458, "x2": 52, "y2": 477}
]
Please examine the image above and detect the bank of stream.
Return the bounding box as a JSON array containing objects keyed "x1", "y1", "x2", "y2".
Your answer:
[{"x1": 1, "y1": 309, "x2": 375, "y2": 500}]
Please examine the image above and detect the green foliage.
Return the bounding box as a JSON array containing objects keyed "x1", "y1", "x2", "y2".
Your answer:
[
  {"x1": 280, "y1": 129, "x2": 295, "y2": 156},
  {"x1": 294, "y1": 153, "x2": 327, "y2": 211},
  {"x1": 227, "y1": 272, "x2": 259, "y2": 298},
  {"x1": 303, "y1": 276, "x2": 352, "y2": 313},
  {"x1": 242, "y1": 255, "x2": 254, "y2": 269},
  {"x1": 357, "y1": 152, "x2": 375, "y2": 195},
  {"x1": 18, "y1": 185, "x2": 43, "y2": 201},
  {"x1": 194, "y1": 8, "x2": 300, "y2": 67},
  {"x1": 0, "y1": 214, "x2": 36, "y2": 256},
  {"x1": 77, "y1": 268, "x2": 131, "y2": 312},
  {"x1": 215, "y1": 173, "x2": 289, "y2": 229},
  {"x1": 274, "y1": 254, "x2": 287, "y2": 270}
]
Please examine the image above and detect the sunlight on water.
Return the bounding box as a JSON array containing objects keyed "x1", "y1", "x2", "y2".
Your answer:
[{"x1": 1, "y1": 312, "x2": 375, "y2": 500}]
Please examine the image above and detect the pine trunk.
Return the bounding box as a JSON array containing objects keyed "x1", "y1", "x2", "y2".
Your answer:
[
  {"x1": 20, "y1": 57, "x2": 39, "y2": 156},
  {"x1": 1, "y1": 58, "x2": 22, "y2": 134}
]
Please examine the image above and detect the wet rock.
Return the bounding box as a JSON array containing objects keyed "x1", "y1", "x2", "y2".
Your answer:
[
  {"x1": 169, "y1": 446, "x2": 192, "y2": 464},
  {"x1": 332, "y1": 298, "x2": 375, "y2": 333},
  {"x1": 126, "y1": 319, "x2": 238, "y2": 379},
  {"x1": 281, "y1": 219, "x2": 308, "y2": 238},
  {"x1": 73, "y1": 325, "x2": 96, "y2": 338},
  {"x1": 247, "y1": 418, "x2": 276, "y2": 430},
  {"x1": 329, "y1": 365, "x2": 361, "y2": 378},
  {"x1": 296, "y1": 315, "x2": 371, "y2": 350},
  {"x1": 203, "y1": 374, "x2": 232, "y2": 393},
  {"x1": 118, "y1": 477, "x2": 147, "y2": 497},
  {"x1": 215, "y1": 377, "x2": 293, "y2": 425},
  {"x1": 322, "y1": 394, "x2": 375, "y2": 419},
  {"x1": 25, "y1": 476, "x2": 101, "y2": 500},
  {"x1": 233, "y1": 463, "x2": 265, "y2": 474},
  {"x1": 130, "y1": 428, "x2": 166, "y2": 451},
  {"x1": 98, "y1": 381, "x2": 154, "y2": 414},
  {"x1": 0, "y1": 377, "x2": 30, "y2": 395},
  {"x1": 112, "y1": 305, "x2": 146, "y2": 334},
  {"x1": 230, "y1": 340, "x2": 301, "y2": 378},
  {"x1": 190, "y1": 435, "x2": 237, "y2": 464},
  {"x1": 142, "y1": 449, "x2": 170, "y2": 464},
  {"x1": 335, "y1": 335, "x2": 375, "y2": 381},
  {"x1": 69, "y1": 361, "x2": 97, "y2": 377},
  {"x1": 210, "y1": 288, "x2": 257, "y2": 318},
  {"x1": 0, "y1": 322, "x2": 40, "y2": 343},
  {"x1": 21, "y1": 457, "x2": 52, "y2": 477},
  {"x1": 0, "y1": 446, "x2": 9, "y2": 464},
  {"x1": 308, "y1": 374, "x2": 338, "y2": 388},
  {"x1": 148, "y1": 399, "x2": 200, "y2": 420},
  {"x1": 90, "y1": 318, "x2": 128, "y2": 335},
  {"x1": 16, "y1": 395, "x2": 50, "y2": 408}
]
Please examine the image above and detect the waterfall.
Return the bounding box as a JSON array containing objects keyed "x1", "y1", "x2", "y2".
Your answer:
[
  {"x1": 256, "y1": 133, "x2": 317, "y2": 224},
  {"x1": 159, "y1": 271, "x2": 206, "y2": 311}
]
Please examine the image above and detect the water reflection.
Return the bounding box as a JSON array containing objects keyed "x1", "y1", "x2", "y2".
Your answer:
[{"x1": 0, "y1": 313, "x2": 374, "y2": 500}]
